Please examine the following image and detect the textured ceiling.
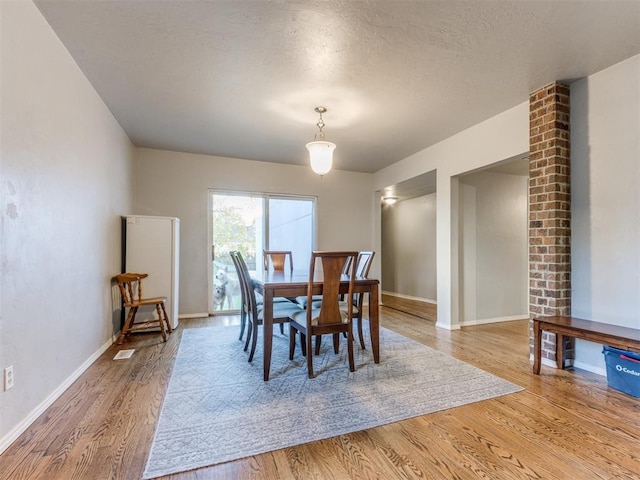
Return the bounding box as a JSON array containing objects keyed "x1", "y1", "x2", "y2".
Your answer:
[{"x1": 35, "y1": 1, "x2": 640, "y2": 173}]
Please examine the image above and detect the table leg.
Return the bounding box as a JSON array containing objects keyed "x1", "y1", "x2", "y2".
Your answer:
[
  {"x1": 533, "y1": 319, "x2": 541, "y2": 374},
  {"x1": 369, "y1": 283, "x2": 380, "y2": 363},
  {"x1": 263, "y1": 288, "x2": 274, "y2": 381}
]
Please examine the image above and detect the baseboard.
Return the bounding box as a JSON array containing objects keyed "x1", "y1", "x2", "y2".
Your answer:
[
  {"x1": 526, "y1": 355, "x2": 606, "y2": 376},
  {"x1": 178, "y1": 312, "x2": 209, "y2": 319},
  {"x1": 460, "y1": 314, "x2": 529, "y2": 327},
  {"x1": 572, "y1": 361, "x2": 606, "y2": 377},
  {"x1": 435, "y1": 320, "x2": 461, "y2": 331},
  {"x1": 381, "y1": 291, "x2": 437, "y2": 304},
  {"x1": 529, "y1": 354, "x2": 560, "y2": 369},
  {"x1": 0, "y1": 337, "x2": 114, "y2": 455}
]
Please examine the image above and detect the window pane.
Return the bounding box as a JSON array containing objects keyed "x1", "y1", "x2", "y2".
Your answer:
[
  {"x1": 268, "y1": 197, "x2": 314, "y2": 268},
  {"x1": 212, "y1": 194, "x2": 263, "y2": 311}
]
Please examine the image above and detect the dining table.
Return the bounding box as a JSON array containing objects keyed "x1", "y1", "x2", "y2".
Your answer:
[{"x1": 250, "y1": 268, "x2": 380, "y2": 381}]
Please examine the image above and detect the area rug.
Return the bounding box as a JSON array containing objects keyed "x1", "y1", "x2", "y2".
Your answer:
[{"x1": 143, "y1": 324, "x2": 523, "y2": 479}]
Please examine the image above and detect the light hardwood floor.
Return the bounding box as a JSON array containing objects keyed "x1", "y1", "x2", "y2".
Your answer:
[
  {"x1": 1, "y1": 308, "x2": 639, "y2": 479},
  {"x1": 381, "y1": 293, "x2": 436, "y2": 321}
]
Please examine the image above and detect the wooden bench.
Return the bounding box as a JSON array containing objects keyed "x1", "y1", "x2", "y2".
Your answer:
[{"x1": 533, "y1": 316, "x2": 640, "y2": 374}]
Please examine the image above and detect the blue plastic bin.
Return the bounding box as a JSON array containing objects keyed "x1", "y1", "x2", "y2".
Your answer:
[{"x1": 602, "y1": 346, "x2": 640, "y2": 398}]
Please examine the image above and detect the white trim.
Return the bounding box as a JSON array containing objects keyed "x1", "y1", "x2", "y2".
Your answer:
[
  {"x1": 573, "y1": 361, "x2": 606, "y2": 377},
  {"x1": 0, "y1": 337, "x2": 114, "y2": 455},
  {"x1": 436, "y1": 320, "x2": 461, "y2": 331},
  {"x1": 460, "y1": 314, "x2": 528, "y2": 327},
  {"x1": 381, "y1": 290, "x2": 437, "y2": 305},
  {"x1": 178, "y1": 312, "x2": 209, "y2": 319},
  {"x1": 527, "y1": 355, "x2": 606, "y2": 377},
  {"x1": 529, "y1": 354, "x2": 560, "y2": 369}
]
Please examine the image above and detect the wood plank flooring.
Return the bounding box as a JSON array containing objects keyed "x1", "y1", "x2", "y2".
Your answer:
[
  {"x1": 1, "y1": 308, "x2": 639, "y2": 479},
  {"x1": 381, "y1": 294, "x2": 436, "y2": 321}
]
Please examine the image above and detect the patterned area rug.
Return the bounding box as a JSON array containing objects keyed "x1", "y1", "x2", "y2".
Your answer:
[{"x1": 143, "y1": 324, "x2": 522, "y2": 479}]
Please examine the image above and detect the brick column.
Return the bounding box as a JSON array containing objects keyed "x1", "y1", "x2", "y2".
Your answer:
[{"x1": 529, "y1": 82, "x2": 572, "y2": 367}]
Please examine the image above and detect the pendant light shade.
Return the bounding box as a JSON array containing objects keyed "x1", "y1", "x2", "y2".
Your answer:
[
  {"x1": 306, "y1": 140, "x2": 336, "y2": 175},
  {"x1": 306, "y1": 106, "x2": 336, "y2": 176}
]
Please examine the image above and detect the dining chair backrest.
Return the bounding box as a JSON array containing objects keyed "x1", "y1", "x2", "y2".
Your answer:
[
  {"x1": 342, "y1": 255, "x2": 353, "y2": 275},
  {"x1": 263, "y1": 250, "x2": 293, "y2": 271},
  {"x1": 115, "y1": 272, "x2": 149, "y2": 307},
  {"x1": 306, "y1": 251, "x2": 358, "y2": 327},
  {"x1": 349, "y1": 251, "x2": 375, "y2": 316},
  {"x1": 229, "y1": 251, "x2": 248, "y2": 311},
  {"x1": 355, "y1": 251, "x2": 375, "y2": 277},
  {"x1": 230, "y1": 251, "x2": 250, "y2": 342},
  {"x1": 231, "y1": 251, "x2": 259, "y2": 316}
]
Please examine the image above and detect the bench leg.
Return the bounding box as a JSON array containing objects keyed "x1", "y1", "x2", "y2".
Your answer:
[
  {"x1": 555, "y1": 333, "x2": 564, "y2": 369},
  {"x1": 533, "y1": 319, "x2": 542, "y2": 374}
]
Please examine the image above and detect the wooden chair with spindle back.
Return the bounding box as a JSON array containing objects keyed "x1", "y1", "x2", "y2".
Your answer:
[{"x1": 114, "y1": 273, "x2": 172, "y2": 344}]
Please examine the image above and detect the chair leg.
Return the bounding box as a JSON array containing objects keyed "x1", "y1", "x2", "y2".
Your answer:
[
  {"x1": 279, "y1": 323, "x2": 284, "y2": 335},
  {"x1": 306, "y1": 331, "x2": 314, "y2": 378},
  {"x1": 155, "y1": 304, "x2": 167, "y2": 342},
  {"x1": 248, "y1": 318, "x2": 259, "y2": 362},
  {"x1": 347, "y1": 327, "x2": 355, "y2": 372},
  {"x1": 160, "y1": 302, "x2": 172, "y2": 333},
  {"x1": 314, "y1": 335, "x2": 322, "y2": 355},
  {"x1": 289, "y1": 326, "x2": 296, "y2": 360},
  {"x1": 300, "y1": 333, "x2": 307, "y2": 357},
  {"x1": 244, "y1": 319, "x2": 252, "y2": 352},
  {"x1": 356, "y1": 314, "x2": 366, "y2": 349},
  {"x1": 239, "y1": 310, "x2": 246, "y2": 340},
  {"x1": 332, "y1": 333, "x2": 339, "y2": 354},
  {"x1": 117, "y1": 306, "x2": 137, "y2": 344}
]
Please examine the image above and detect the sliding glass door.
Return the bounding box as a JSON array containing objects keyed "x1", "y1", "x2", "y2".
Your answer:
[
  {"x1": 209, "y1": 191, "x2": 315, "y2": 314},
  {"x1": 267, "y1": 197, "x2": 314, "y2": 270}
]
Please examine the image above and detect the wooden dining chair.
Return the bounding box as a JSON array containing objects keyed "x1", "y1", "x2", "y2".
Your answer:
[
  {"x1": 343, "y1": 251, "x2": 375, "y2": 350},
  {"x1": 288, "y1": 251, "x2": 359, "y2": 378},
  {"x1": 296, "y1": 255, "x2": 352, "y2": 310},
  {"x1": 231, "y1": 251, "x2": 291, "y2": 340},
  {"x1": 310, "y1": 251, "x2": 375, "y2": 352},
  {"x1": 263, "y1": 250, "x2": 297, "y2": 312},
  {"x1": 263, "y1": 250, "x2": 293, "y2": 271},
  {"x1": 231, "y1": 251, "x2": 302, "y2": 362},
  {"x1": 230, "y1": 252, "x2": 250, "y2": 342},
  {"x1": 114, "y1": 273, "x2": 172, "y2": 344},
  {"x1": 351, "y1": 251, "x2": 375, "y2": 349}
]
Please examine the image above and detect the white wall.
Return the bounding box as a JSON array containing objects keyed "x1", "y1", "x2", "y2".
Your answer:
[
  {"x1": 132, "y1": 148, "x2": 375, "y2": 315},
  {"x1": 381, "y1": 194, "x2": 437, "y2": 301},
  {"x1": 0, "y1": 0, "x2": 133, "y2": 450},
  {"x1": 459, "y1": 172, "x2": 528, "y2": 324},
  {"x1": 375, "y1": 54, "x2": 639, "y2": 369},
  {"x1": 571, "y1": 54, "x2": 640, "y2": 374},
  {"x1": 374, "y1": 103, "x2": 530, "y2": 329}
]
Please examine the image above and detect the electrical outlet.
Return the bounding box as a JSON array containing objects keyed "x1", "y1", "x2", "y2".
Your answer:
[{"x1": 4, "y1": 366, "x2": 14, "y2": 391}]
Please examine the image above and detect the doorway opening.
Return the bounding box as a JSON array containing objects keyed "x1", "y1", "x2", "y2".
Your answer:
[{"x1": 380, "y1": 171, "x2": 438, "y2": 321}]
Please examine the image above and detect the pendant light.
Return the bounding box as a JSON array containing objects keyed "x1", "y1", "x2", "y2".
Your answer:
[{"x1": 306, "y1": 106, "x2": 336, "y2": 176}]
